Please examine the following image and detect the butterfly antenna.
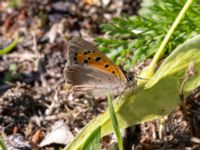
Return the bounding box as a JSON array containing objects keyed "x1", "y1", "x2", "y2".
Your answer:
[{"x1": 135, "y1": 76, "x2": 149, "y2": 80}]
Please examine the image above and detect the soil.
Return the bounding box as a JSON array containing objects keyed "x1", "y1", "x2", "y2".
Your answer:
[{"x1": 0, "y1": 0, "x2": 200, "y2": 150}]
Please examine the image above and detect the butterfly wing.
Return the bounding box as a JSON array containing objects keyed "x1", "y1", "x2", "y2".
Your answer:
[{"x1": 65, "y1": 37, "x2": 127, "y2": 97}]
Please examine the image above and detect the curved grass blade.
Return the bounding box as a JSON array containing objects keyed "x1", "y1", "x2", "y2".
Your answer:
[
  {"x1": 0, "y1": 136, "x2": 7, "y2": 150},
  {"x1": 0, "y1": 36, "x2": 18, "y2": 55},
  {"x1": 108, "y1": 90, "x2": 123, "y2": 150}
]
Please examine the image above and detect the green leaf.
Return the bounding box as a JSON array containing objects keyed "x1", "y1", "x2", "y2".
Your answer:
[
  {"x1": 64, "y1": 126, "x2": 101, "y2": 150},
  {"x1": 81, "y1": 126, "x2": 101, "y2": 150},
  {"x1": 146, "y1": 34, "x2": 200, "y2": 90},
  {"x1": 107, "y1": 91, "x2": 123, "y2": 150},
  {"x1": 0, "y1": 36, "x2": 18, "y2": 55},
  {"x1": 65, "y1": 35, "x2": 200, "y2": 150}
]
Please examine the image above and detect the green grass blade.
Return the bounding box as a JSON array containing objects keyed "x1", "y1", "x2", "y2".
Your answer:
[
  {"x1": 107, "y1": 91, "x2": 123, "y2": 150},
  {"x1": 0, "y1": 136, "x2": 7, "y2": 150},
  {"x1": 0, "y1": 36, "x2": 18, "y2": 55}
]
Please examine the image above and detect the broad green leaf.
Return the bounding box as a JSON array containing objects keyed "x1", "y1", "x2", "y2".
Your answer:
[
  {"x1": 64, "y1": 126, "x2": 101, "y2": 150},
  {"x1": 65, "y1": 35, "x2": 200, "y2": 150},
  {"x1": 146, "y1": 34, "x2": 200, "y2": 91},
  {"x1": 81, "y1": 126, "x2": 101, "y2": 150}
]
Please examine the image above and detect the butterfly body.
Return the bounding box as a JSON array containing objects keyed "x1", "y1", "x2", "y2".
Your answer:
[{"x1": 65, "y1": 37, "x2": 134, "y2": 98}]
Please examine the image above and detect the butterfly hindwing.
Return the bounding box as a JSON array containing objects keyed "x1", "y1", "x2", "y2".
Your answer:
[{"x1": 65, "y1": 64, "x2": 127, "y2": 97}]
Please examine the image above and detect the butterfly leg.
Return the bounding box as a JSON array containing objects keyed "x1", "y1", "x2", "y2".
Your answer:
[
  {"x1": 63, "y1": 63, "x2": 69, "y2": 83},
  {"x1": 116, "y1": 83, "x2": 135, "y2": 104}
]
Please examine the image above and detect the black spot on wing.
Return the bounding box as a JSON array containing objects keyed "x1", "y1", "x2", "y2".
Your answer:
[
  {"x1": 83, "y1": 51, "x2": 91, "y2": 55},
  {"x1": 104, "y1": 64, "x2": 109, "y2": 68},
  {"x1": 95, "y1": 57, "x2": 101, "y2": 62},
  {"x1": 83, "y1": 59, "x2": 88, "y2": 64}
]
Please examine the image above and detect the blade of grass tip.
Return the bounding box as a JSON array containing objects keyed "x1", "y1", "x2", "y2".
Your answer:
[
  {"x1": 0, "y1": 35, "x2": 18, "y2": 55},
  {"x1": 145, "y1": 0, "x2": 194, "y2": 76},
  {"x1": 0, "y1": 136, "x2": 7, "y2": 150},
  {"x1": 107, "y1": 90, "x2": 123, "y2": 150}
]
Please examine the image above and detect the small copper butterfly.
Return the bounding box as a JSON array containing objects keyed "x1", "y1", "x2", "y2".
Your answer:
[{"x1": 65, "y1": 37, "x2": 135, "y2": 98}]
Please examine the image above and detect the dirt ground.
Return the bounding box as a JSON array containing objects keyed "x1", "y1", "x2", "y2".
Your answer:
[{"x1": 0, "y1": 0, "x2": 200, "y2": 150}]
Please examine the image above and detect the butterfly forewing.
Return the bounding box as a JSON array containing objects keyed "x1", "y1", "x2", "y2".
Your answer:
[
  {"x1": 67, "y1": 38, "x2": 127, "y2": 81},
  {"x1": 65, "y1": 37, "x2": 128, "y2": 97}
]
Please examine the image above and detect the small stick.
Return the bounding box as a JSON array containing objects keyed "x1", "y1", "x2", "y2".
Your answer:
[{"x1": 179, "y1": 62, "x2": 195, "y2": 109}]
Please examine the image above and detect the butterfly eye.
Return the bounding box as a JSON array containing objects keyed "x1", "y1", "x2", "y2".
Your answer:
[
  {"x1": 126, "y1": 73, "x2": 134, "y2": 82},
  {"x1": 128, "y1": 76, "x2": 133, "y2": 81},
  {"x1": 112, "y1": 71, "x2": 115, "y2": 74}
]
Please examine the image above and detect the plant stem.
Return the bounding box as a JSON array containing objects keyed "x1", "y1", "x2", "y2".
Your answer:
[{"x1": 149, "y1": 0, "x2": 194, "y2": 70}]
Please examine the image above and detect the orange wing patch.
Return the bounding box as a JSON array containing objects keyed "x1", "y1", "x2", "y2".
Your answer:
[{"x1": 73, "y1": 49, "x2": 127, "y2": 81}]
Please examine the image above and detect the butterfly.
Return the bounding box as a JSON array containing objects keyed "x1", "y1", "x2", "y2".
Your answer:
[{"x1": 65, "y1": 37, "x2": 135, "y2": 98}]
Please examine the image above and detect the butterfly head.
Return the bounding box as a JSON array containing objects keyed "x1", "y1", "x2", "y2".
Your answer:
[{"x1": 125, "y1": 72, "x2": 136, "y2": 87}]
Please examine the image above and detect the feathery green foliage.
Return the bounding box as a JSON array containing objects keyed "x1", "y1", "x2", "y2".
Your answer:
[{"x1": 96, "y1": 0, "x2": 200, "y2": 70}]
